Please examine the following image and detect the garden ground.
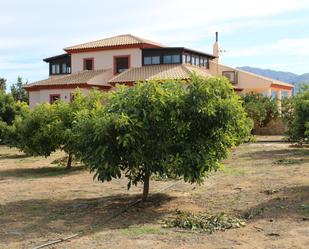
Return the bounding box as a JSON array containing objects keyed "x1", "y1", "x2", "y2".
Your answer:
[{"x1": 0, "y1": 136, "x2": 309, "y2": 249}]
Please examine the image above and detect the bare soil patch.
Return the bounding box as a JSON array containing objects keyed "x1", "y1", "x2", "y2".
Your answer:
[{"x1": 0, "y1": 138, "x2": 309, "y2": 249}]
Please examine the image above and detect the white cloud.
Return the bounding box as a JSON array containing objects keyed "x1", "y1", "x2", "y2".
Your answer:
[{"x1": 1, "y1": 0, "x2": 309, "y2": 83}]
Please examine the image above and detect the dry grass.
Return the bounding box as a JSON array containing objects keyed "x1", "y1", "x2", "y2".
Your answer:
[{"x1": 0, "y1": 138, "x2": 309, "y2": 249}]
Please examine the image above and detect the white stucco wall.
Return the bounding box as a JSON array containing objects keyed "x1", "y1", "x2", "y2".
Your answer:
[
  {"x1": 28, "y1": 88, "x2": 90, "y2": 109},
  {"x1": 29, "y1": 91, "x2": 41, "y2": 109},
  {"x1": 71, "y1": 48, "x2": 142, "y2": 73},
  {"x1": 209, "y1": 61, "x2": 271, "y2": 93}
]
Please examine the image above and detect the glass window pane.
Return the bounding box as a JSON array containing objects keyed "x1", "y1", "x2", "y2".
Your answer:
[
  {"x1": 172, "y1": 55, "x2": 180, "y2": 64},
  {"x1": 186, "y1": 55, "x2": 191, "y2": 64},
  {"x1": 116, "y1": 57, "x2": 129, "y2": 73},
  {"x1": 152, "y1": 56, "x2": 160, "y2": 64},
  {"x1": 163, "y1": 55, "x2": 172, "y2": 64},
  {"x1": 196, "y1": 57, "x2": 200, "y2": 66},
  {"x1": 51, "y1": 65, "x2": 56, "y2": 74},
  {"x1": 144, "y1": 57, "x2": 151, "y2": 65},
  {"x1": 62, "y1": 64, "x2": 67, "y2": 73},
  {"x1": 55, "y1": 64, "x2": 60, "y2": 74},
  {"x1": 192, "y1": 56, "x2": 195, "y2": 65}
]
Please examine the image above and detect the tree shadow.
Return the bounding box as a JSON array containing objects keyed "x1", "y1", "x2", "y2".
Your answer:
[
  {"x1": 0, "y1": 193, "x2": 174, "y2": 243},
  {"x1": 243, "y1": 148, "x2": 309, "y2": 160},
  {"x1": 0, "y1": 165, "x2": 86, "y2": 179},
  {"x1": 0, "y1": 153, "x2": 31, "y2": 160},
  {"x1": 242, "y1": 185, "x2": 309, "y2": 220}
]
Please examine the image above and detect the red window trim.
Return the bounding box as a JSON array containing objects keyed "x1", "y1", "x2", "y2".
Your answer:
[
  {"x1": 83, "y1": 58, "x2": 94, "y2": 70},
  {"x1": 113, "y1": 55, "x2": 131, "y2": 75},
  {"x1": 49, "y1": 94, "x2": 61, "y2": 104}
]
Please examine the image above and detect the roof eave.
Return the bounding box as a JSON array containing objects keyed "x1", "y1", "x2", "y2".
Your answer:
[{"x1": 64, "y1": 43, "x2": 163, "y2": 54}]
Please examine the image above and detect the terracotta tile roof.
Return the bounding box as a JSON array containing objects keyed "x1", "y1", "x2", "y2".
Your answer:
[
  {"x1": 24, "y1": 69, "x2": 113, "y2": 88},
  {"x1": 109, "y1": 64, "x2": 212, "y2": 83},
  {"x1": 64, "y1": 34, "x2": 165, "y2": 51},
  {"x1": 24, "y1": 65, "x2": 213, "y2": 90}
]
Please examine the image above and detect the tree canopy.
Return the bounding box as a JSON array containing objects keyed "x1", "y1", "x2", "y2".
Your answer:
[
  {"x1": 11, "y1": 76, "x2": 29, "y2": 103},
  {"x1": 75, "y1": 76, "x2": 252, "y2": 200},
  {"x1": 241, "y1": 93, "x2": 278, "y2": 128},
  {"x1": 7, "y1": 90, "x2": 106, "y2": 169},
  {"x1": 285, "y1": 85, "x2": 309, "y2": 144},
  {"x1": 0, "y1": 91, "x2": 29, "y2": 143},
  {"x1": 0, "y1": 78, "x2": 6, "y2": 92}
]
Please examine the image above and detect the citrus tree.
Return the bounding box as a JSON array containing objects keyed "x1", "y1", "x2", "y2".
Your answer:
[
  {"x1": 242, "y1": 93, "x2": 278, "y2": 128},
  {"x1": 75, "y1": 76, "x2": 252, "y2": 201},
  {"x1": 0, "y1": 91, "x2": 29, "y2": 143},
  {"x1": 286, "y1": 85, "x2": 309, "y2": 144},
  {"x1": 8, "y1": 90, "x2": 106, "y2": 169}
]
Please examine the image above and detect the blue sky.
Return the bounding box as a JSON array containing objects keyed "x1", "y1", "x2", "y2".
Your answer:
[{"x1": 1, "y1": 0, "x2": 309, "y2": 90}]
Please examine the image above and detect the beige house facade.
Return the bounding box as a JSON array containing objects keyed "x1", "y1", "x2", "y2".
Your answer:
[{"x1": 24, "y1": 34, "x2": 293, "y2": 109}]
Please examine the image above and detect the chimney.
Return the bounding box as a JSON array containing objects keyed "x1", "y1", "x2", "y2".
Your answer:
[{"x1": 213, "y1": 32, "x2": 220, "y2": 63}]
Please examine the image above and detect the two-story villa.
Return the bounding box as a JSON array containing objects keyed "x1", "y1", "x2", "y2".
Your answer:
[{"x1": 24, "y1": 33, "x2": 293, "y2": 109}]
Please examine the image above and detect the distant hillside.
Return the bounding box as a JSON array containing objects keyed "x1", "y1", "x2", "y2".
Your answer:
[{"x1": 237, "y1": 66, "x2": 309, "y2": 93}]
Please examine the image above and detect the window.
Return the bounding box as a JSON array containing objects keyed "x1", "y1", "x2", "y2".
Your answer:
[
  {"x1": 191, "y1": 56, "x2": 195, "y2": 65},
  {"x1": 51, "y1": 64, "x2": 60, "y2": 74},
  {"x1": 172, "y1": 55, "x2": 180, "y2": 63},
  {"x1": 144, "y1": 56, "x2": 160, "y2": 65},
  {"x1": 62, "y1": 63, "x2": 71, "y2": 74},
  {"x1": 163, "y1": 54, "x2": 181, "y2": 64},
  {"x1": 83, "y1": 58, "x2": 94, "y2": 70},
  {"x1": 114, "y1": 56, "x2": 130, "y2": 74},
  {"x1": 186, "y1": 54, "x2": 191, "y2": 64},
  {"x1": 195, "y1": 57, "x2": 200, "y2": 66},
  {"x1": 152, "y1": 56, "x2": 160, "y2": 64},
  {"x1": 62, "y1": 64, "x2": 67, "y2": 74},
  {"x1": 163, "y1": 55, "x2": 172, "y2": 64},
  {"x1": 222, "y1": 71, "x2": 238, "y2": 84},
  {"x1": 49, "y1": 94, "x2": 60, "y2": 104},
  {"x1": 182, "y1": 54, "x2": 186, "y2": 64},
  {"x1": 144, "y1": 57, "x2": 151, "y2": 65}
]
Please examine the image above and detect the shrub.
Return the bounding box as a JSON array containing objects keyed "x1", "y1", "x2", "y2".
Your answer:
[
  {"x1": 0, "y1": 91, "x2": 29, "y2": 144},
  {"x1": 242, "y1": 93, "x2": 279, "y2": 128},
  {"x1": 75, "y1": 76, "x2": 251, "y2": 201},
  {"x1": 7, "y1": 90, "x2": 106, "y2": 169},
  {"x1": 286, "y1": 85, "x2": 309, "y2": 144}
]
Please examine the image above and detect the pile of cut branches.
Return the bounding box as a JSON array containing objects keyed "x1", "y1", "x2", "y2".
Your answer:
[{"x1": 164, "y1": 210, "x2": 245, "y2": 233}]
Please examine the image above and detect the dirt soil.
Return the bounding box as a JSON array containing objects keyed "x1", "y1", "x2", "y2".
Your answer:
[{"x1": 0, "y1": 136, "x2": 309, "y2": 249}]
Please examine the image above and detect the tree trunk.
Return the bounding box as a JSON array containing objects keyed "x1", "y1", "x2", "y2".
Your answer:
[
  {"x1": 142, "y1": 172, "x2": 150, "y2": 202},
  {"x1": 66, "y1": 153, "x2": 73, "y2": 170}
]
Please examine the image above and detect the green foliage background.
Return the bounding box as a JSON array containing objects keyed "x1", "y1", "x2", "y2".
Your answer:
[
  {"x1": 285, "y1": 85, "x2": 309, "y2": 143},
  {"x1": 241, "y1": 92, "x2": 278, "y2": 128}
]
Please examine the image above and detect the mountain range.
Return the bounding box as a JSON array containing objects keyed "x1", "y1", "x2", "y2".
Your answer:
[{"x1": 237, "y1": 66, "x2": 309, "y2": 93}]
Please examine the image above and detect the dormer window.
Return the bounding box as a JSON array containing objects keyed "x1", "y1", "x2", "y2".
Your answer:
[
  {"x1": 83, "y1": 58, "x2": 94, "y2": 70},
  {"x1": 51, "y1": 64, "x2": 60, "y2": 74},
  {"x1": 144, "y1": 56, "x2": 160, "y2": 65},
  {"x1": 62, "y1": 64, "x2": 71, "y2": 74},
  {"x1": 163, "y1": 55, "x2": 180, "y2": 64}
]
